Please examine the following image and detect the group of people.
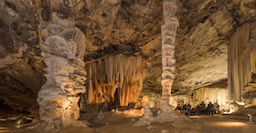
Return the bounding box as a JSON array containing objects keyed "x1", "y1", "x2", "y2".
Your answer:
[{"x1": 175, "y1": 101, "x2": 220, "y2": 116}]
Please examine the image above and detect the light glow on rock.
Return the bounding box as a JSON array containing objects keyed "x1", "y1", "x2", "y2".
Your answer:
[{"x1": 213, "y1": 122, "x2": 247, "y2": 127}]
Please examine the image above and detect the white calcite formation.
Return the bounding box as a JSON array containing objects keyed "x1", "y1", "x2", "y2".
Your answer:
[
  {"x1": 160, "y1": 0, "x2": 179, "y2": 111},
  {"x1": 228, "y1": 22, "x2": 256, "y2": 104},
  {"x1": 157, "y1": 1, "x2": 190, "y2": 123},
  {"x1": 37, "y1": 25, "x2": 86, "y2": 129},
  {"x1": 135, "y1": 0, "x2": 193, "y2": 127},
  {"x1": 36, "y1": 0, "x2": 87, "y2": 129},
  {"x1": 37, "y1": 24, "x2": 86, "y2": 129}
]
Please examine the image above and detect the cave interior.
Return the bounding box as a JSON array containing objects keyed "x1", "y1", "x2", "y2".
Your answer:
[{"x1": 0, "y1": 0, "x2": 256, "y2": 132}]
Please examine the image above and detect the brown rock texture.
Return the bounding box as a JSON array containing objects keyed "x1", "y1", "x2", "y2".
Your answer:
[
  {"x1": 0, "y1": 0, "x2": 46, "y2": 117},
  {"x1": 228, "y1": 22, "x2": 256, "y2": 103},
  {"x1": 0, "y1": 0, "x2": 256, "y2": 118},
  {"x1": 37, "y1": 23, "x2": 87, "y2": 128},
  {"x1": 160, "y1": 0, "x2": 179, "y2": 110}
]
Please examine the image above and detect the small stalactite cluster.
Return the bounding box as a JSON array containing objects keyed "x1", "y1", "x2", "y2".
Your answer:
[
  {"x1": 228, "y1": 22, "x2": 256, "y2": 103},
  {"x1": 84, "y1": 55, "x2": 145, "y2": 109}
]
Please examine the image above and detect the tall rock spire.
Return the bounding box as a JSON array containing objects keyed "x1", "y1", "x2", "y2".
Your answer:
[
  {"x1": 161, "y1": 0, "x2": 179, "y2": 111},
  {"x1": 134, "y1": 1, "x2": 193, "y2": 127}
]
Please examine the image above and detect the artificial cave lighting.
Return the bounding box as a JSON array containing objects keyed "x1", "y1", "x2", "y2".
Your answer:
[
  {"x1": 82, "y1": 55, "x2": 145, "y2": 108},
  {"x1": 236, "y1": 102, "x2": 245, "y2": 106},
  {"x1": 1, "y1": 0, "x2": 256, "y2": 133},
  {"x1": 223, "y1": 108, "x2": 234, "y2": 115},
  {"x1": 213, "y1": 122, "x2": 247, "y2": 127},
  {"x1": 0, "y1": 127, "x2": 11, "y2": 133}
]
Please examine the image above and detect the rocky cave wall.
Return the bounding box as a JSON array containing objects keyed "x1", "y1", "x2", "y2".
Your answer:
[
  {"x1": 191, "y1": 85, "x2": 227, "y2": 108},
  {"x1": 1, "y1": 0, "x2": 256, "y2": 117},
  {"x1": 228, "y1": 22, "x2": 256, "y2": 104},
  {"x1": 0, "y1": 0, "x2": 46, "y2": 117},
  {"x1": 171, "y1": 81, "x2": 228, "y2": 108}
]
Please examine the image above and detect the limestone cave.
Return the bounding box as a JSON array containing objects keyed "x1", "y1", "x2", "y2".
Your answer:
[{"x1": 0, "y1": 0, "x2": 256, "y2": 133}]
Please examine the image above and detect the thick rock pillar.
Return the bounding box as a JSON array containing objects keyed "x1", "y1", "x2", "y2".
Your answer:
[
  {"x1": 36, "y1": 0, "x2": 87, "y2": 129},
  {"x1": 160, "y1": 0, "x2": 179, "y2": 111},
  {"x1": 134, "y1": 0, "x2": 193, "y2": 127},
  {"x1": 37, "y1": 25, "x2": 86, "y2": 128}
]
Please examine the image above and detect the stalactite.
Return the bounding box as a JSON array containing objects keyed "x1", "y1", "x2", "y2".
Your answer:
[
  {"x1": 160, "y1": 0, "x2": 179, "y2": 111},
  {"x1": 85, "y1": 55, "x2": 145, "y2": 108},
  {"x1": 228, "y1": 22, "x2": 256, "y2": 103}
]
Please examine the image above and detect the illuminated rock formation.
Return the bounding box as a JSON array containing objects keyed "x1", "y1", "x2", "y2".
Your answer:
[
  {"x1": 36, "y1": 0, "x2": 87, "y2": 129},
  {"x1": 135, "y1": 0, "x2": 193, "y2": 127},
  {"x1": 37, "y1": 25, "x2": 86, "y2": 128},
  {"x1": 1, "y1": 1, "x2": 256, "y2": 127},
  {"x1": 160, "y1": 0, "x2": 179, "y2": 111},
  {"x1": 81, "y1": 55, "x2": 145, "y2": 111},
  {"x1": 228, "y1": 22, "x2": 256, "y2": 104},
  {"x1": 154, "y1": 1, "x2": 192, "y2": 125}
]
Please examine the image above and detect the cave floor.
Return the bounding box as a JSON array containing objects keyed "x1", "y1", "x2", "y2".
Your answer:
[{"x1": 1, "y1": 111, "x2": 256, "y2": 133}]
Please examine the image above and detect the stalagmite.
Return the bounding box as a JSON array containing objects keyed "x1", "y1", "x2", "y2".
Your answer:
[
  {"x1": 160, "y1": 0, "x2": 179, "y2": 111},
  {"x1": 81, "y1": 55, "x2": 145, "y2": 112},
  {"x1": 37, "y1": 26, "x2": 87, "y2": 129},
  {"x1": 36, "y1": 0, "x2": 87, "y2": 129},
  {"x1": 135, "y1": 0, "x2": 194, "y2": 127}
]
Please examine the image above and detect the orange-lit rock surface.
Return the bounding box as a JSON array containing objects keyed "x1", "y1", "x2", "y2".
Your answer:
[{"x1": 80, "y1": 55, "x2": 145, "y2": 112}]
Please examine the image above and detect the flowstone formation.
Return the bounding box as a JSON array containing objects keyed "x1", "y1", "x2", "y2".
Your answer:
[
  {"x1": 228, "y1": 22, "x2": 256, "y2": 104},
  {"x1": 36, "y1": 0, "x2": 87, "y2": 129},
  {"x1": 135, "y1": 0, "x2": 193, "y2": 128},
  {"x1": 80, "y1": 55, "x2": 145, "y2": 112}
]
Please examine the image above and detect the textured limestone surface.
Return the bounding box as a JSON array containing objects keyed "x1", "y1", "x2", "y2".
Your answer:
[
  {"x1": 1, "y1": 0, "x2": 256, "y2": 116},
  {"x1": 80, "y1": 54, "x2": 145, "y2": 112},
  {"x1": 228, "y1": 22, "x2": 256, "y2": 103},
  {"x1": 0, "y1": 0, "x2": 46, "y2": 117},
  {"x1": 160, "y1": 0, "x2": 179, "y2": 110},
  {"x1": 173, "y1": 0, "x2": 256, "y2": 93},
  {"x1": 37, "y1": 23, "x2": 87, "y2": 128}
]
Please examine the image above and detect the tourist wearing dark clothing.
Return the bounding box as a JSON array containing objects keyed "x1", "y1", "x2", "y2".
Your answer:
[
  {"x1": 175, "y1": 104, "x2": 182, "y2": 113},
  {"x1": 187, "y1": 104, "x2": 191, "y2": 109},
  {"x1": 182, "y1": 104, "x2": 187, "y2": 114},
  {"x1": 214, "y1": 102, "x2": 220, "y2": 114},
  {"x1": 199, "y1": 101, "x2": 206, "y2": 115},
  {"x1": 207, "y1": 102, "x2": 214, "y2": 115},
  {"x1": 186, "y1": 104, "x2": 192, "y2": 116}
]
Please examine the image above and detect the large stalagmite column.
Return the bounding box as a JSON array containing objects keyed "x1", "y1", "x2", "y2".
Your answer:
[
  {"x1": 36, "y1": 0, "x2": 87, "y2": 129},
  {"x1": 161, "y1": 0, "x2": 179, "y2": 111},
  {"x1": 37, "y1": 26, "x2": 86, "y2": 128},
  {"x1": 134, "y1": 0, "x2": 192, "y2": 127}
]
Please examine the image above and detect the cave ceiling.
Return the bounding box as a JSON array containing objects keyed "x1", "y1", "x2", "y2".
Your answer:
[{"x1": 0, "y1": 0, "x2": 256, "y2": 113}]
